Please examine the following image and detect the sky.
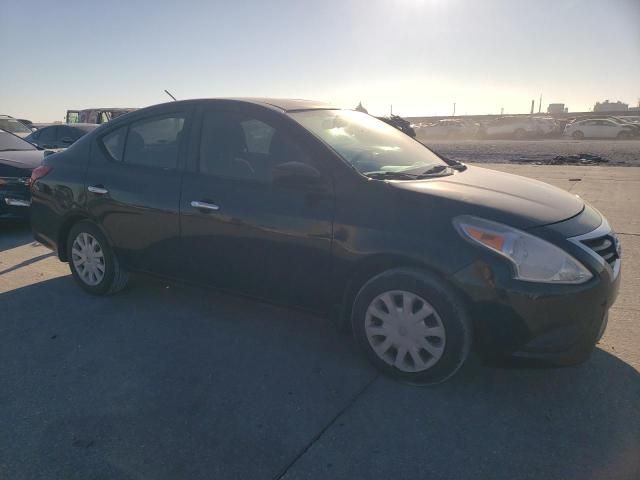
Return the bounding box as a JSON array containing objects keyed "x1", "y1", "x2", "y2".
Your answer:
[{"x1": 2, "y1": 0, "x2": 639, "y2": 121}]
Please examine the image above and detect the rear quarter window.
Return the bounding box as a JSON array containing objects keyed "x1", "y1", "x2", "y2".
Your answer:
[{"x1": 101, "y1": 126, "x2": 127, "y2": 161}]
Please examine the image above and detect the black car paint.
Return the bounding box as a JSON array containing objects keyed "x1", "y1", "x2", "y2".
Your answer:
[
  {"x1": 30, "y1": 98, "x2": 620, "y2": 362},
  {"x1": 0, "y1": 148, "x2": 45, "y2": 220}
]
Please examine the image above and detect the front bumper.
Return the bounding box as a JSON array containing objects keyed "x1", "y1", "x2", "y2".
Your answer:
[{"x1": 452, "y1": 216, "x2": 621, "y2": 365}]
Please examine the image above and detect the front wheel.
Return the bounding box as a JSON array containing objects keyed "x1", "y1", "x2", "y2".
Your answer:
[
  {"x1": 351, "y1": 268, "x2": 472, "y2": 385},
  {"x1": 67, "y1": 221, "x2": 129, "y2": 295},
  {"x1": 572, "y1": 130, "x2": 585, "y2": 139}
]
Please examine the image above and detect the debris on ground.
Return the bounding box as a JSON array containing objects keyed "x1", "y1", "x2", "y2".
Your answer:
[{"x1": 510, "y1": 153, "x2": 610, "y2": 166}]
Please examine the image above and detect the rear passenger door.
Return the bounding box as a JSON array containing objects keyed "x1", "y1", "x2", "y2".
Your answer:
[
  {"x1": 85, "y1": 108, "x2": 192, "y2": 275},
  {"x1": 179, "y1": 104, "x2": 335, "y2": 311}
]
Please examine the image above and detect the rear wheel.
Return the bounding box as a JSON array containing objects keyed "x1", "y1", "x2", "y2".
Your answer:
[
  {"x1": 67, "y1": 221, "x2": 129, "y2": 295},
  {"x1": 572, "y1": 130, "x2": 585, "y2": 139},
  {"x1": 617, "y1": 130, "x2": 631, "y2": 140},
  {"x1": 514, "y1": 128, "x2": 527, "y2": 139},
  {"x1": 351, "y1": 268, "x2": 472, "y2": 385}
]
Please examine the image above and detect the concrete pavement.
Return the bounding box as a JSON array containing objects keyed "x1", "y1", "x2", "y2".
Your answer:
[{"x1": 0, "y1": 164, "x2": 638, "y2": 479}]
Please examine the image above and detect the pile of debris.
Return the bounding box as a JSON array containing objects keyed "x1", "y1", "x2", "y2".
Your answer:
[{"x1": 511, "y1": 153, "x2": 609, "y2": 166}]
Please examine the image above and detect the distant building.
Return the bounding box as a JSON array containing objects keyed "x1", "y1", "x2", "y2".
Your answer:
[
  {"x1": 593, "y1": 100, "x2": 629, "y2": 112},
  {"x1": 547, "y1": 103, "x2": 565, "y2": 114},
  {"x1": 355, "y1": 101, "x2": 368, "y2": 114}
]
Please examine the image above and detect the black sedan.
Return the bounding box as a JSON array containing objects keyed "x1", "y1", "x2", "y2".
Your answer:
[
  {"x1": 25, "y1": 123, "x2": 97, "y2": 150},
  {"x1": 0, "y1": 129, "x2": 45, "y2": 220},
  {"x1": 29, "y1": 98, "x2": 621, "y2": 384}
]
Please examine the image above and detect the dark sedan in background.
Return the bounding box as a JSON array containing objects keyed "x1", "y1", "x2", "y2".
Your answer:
[
  {"x1": 0, "y1": 129, "x2": 45, "y2": 220},
  {"x1": 30, "y1": 98, "x2": 621, "y2": 384},
  {"x1": 25, "y1": 123, "x2": 97, "y2": 150}
]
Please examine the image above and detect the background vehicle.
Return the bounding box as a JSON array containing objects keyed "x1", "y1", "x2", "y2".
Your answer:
[
  {"x1": 25, "y1": 123, "x2": 98, "y2": 149},
  {"x1": 532, "y1": 117, "x2": 562, "y2": 137},
  {"x1": 376, "y1": 115, "x2": 416, "y2": 137},
  {"x1": 66, "y1": 108, "x2": 136, "y2": 124},
  {"x1": 0, "y1": 115, "x2": 33, "y2": 138},
  {"x1": 564, "y1": 119, "x2": 636, "y2": 139},
  {"x1": 0, "y1": 129, "x2": 45, "y2": 220},
  {"x1": 479, "y1": 116, "x2": 538, "y2": 139},
  {"x1": 417, "y1": 119, "x2": 479, "y2": 139},
  {"x1": 30, "y1": 99, "x2": 620, "y2": 385}
]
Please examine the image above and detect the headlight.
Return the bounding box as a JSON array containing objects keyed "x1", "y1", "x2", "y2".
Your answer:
[{"x1": 454, "y1": 216, "x2": 593, "y2": 284}]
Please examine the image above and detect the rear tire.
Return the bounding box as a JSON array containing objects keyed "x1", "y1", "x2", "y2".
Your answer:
[
  {"x1": 572, "y1": 130, "x2": 585, "y2": 139},
  {"x1": 617, "y1": 130, "x2": 631, "y2": 140},
  {"x1": 351, "y1": 268, "x2": 472, "y2": 385},
  {"x1": 67, "y1": 221, "x2": 129, "y2": 295}
]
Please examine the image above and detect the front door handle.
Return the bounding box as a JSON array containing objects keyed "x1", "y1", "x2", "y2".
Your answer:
[
  {"x1": 88, "y1": 185, "x2": 108, "y2": 195},
  {"x1": 191, "y1": 200, "x2": 220, "y2": 211}
]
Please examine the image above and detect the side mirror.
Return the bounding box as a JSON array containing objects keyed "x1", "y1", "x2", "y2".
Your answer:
[
  {"x1": 61, "y1": 137, "x2": 73, "y2": 145},
  {"x1": 272, "y1": 161, "x2": 324, "y2": 189}
]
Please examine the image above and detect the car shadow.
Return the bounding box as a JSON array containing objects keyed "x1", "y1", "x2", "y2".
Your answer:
[
  {"x1": 0, "y1": 275, "x2": 638, "y2": 479},
  {"x1": 0, "y1": 221, "x2": 33, "y2": 252}
]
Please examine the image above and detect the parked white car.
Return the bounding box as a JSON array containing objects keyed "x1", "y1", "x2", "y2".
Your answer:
[
  {"x1": 417, "y1": 119, "x2": 479, "y2": 139},
  {"x1": 479, "y1": 116, "x2": 538, "y2": 139},
  {"x1": 564, "y1": 119, "x2": 636, "y2": 139},
  {"x1": 0, "y1": 115, "x2": 33, "y2": 138}
]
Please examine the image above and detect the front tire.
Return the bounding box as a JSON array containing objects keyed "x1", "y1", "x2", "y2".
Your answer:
[
  {"x1": 351, "y1": 268, "x2": 472, "y2": 385},
  {"x1": 572, "y1": 130, "x2": 585, "y2": 139},
  {"x1": 67, "y1": 221, "x2": 129, "y2": 295}
]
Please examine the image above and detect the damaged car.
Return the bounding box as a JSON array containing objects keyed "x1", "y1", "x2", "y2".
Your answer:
[{"x1": 30, "y1": 98, "x2": 621, "y2": 384}]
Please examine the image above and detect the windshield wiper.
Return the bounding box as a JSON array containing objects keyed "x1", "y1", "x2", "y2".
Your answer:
[
  {"x1": 420, "y1": 165, "x2": 451, "y2": 175},
  {"x1": 364, "y1": 171, "x2": 422, "y2": 180}
]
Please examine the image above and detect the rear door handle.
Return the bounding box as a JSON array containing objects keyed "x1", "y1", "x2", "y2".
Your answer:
[
  {"x1": 88, "y1": 185, "x2": 108, "y2": 195},
  {"x1": 191, "y1": 200, "x2": 220, "y2": 211}
]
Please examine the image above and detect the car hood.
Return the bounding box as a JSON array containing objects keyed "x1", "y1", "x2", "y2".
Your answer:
[
  {"x1": 0, "y1": 149, "x2": 45, "y2": 170},
  {"x1": 391, "y1": 165, "x2": 584, "y2": 229}
]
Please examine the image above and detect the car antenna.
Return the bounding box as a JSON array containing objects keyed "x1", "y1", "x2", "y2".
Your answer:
[{"x1": 164, "y1": 90, "x2": 178, "y2": 101}]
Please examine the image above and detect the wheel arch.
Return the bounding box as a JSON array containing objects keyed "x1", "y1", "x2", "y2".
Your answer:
[
  {"x1": 57, "y1": 213, "x2": 112, "y2": 262},
  {"x1": 339, "y1": 254, "x2": 468, "y2": 331}
]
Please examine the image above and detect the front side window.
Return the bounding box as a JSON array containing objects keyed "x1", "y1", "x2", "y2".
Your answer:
[
  {"x1": 290, "y1": 109, "x2": 445, "y2": 175},
  {"x1": 124, "y1": 115, "x2": 185, "y2": 169},
  {"x1": 199, "y1": 110, "x2": 311, "y2": 182}
]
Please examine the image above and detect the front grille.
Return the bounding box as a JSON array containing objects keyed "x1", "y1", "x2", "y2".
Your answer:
[{"x1": 581, "y1": 234, "x2": 620, "y2": 267}]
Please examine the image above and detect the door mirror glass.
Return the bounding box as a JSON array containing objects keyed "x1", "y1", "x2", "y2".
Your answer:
[{"x1": 272, "y1": 161, "x2": 323, "y2": 188}]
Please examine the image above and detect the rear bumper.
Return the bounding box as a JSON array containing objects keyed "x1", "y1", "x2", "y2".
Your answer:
[{"x1": 0, "y1": 191, "x2": 31, "y2": 220}]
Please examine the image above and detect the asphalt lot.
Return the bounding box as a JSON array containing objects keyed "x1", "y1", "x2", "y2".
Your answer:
[{"x1": 1, "y1": 164, "x2": 639, "y2": 480}]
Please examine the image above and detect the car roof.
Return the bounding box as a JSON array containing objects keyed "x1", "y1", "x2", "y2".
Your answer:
[{"x1": 153, "y1": 98, "x2": 338, "y2": 113}]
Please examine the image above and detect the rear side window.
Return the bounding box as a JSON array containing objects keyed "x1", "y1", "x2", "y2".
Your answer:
[
  {"x1": 38, "y1": 127, "x2": 57, "y2": 144},
  {"x1": 124, "y1": 115, "x2": 185, "y2": 169},
  {"x1": 102, "y1": 126, "x2": 127, "y2": 162}
]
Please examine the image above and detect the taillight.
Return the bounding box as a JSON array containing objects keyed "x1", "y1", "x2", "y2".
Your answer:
[{"x1": 29, "y1": 165, "x2": 52, "y2": 189}]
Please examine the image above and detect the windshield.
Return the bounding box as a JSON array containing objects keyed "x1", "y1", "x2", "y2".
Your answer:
[
  {"x1": 0, "y1": 118, "x2": 32, "y2": 135},
  {"x1": 0, "y1": 130, "x2": 36, "y2": 151},
  {"x1": 290, "y1": 110, "x2": 445, "y2": 175}
]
